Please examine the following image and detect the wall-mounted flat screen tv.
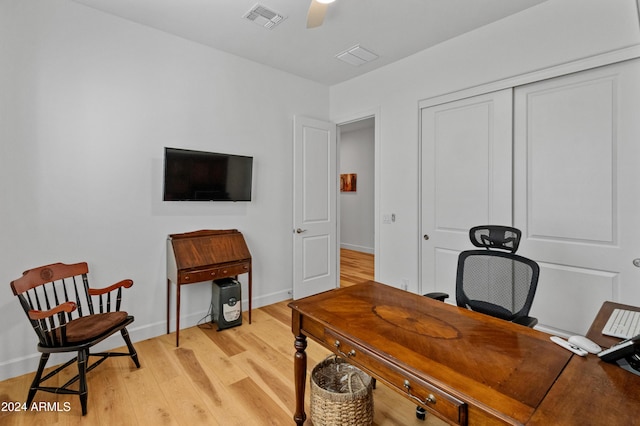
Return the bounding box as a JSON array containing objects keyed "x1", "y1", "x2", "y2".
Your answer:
[{"x1": 163, "y1": 147, "x2": 253, "y2": 201}]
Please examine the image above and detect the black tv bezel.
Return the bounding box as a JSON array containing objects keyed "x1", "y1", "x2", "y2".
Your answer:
[{"x1": 162, "y1": 147, "x2": 253, "y2": 202}]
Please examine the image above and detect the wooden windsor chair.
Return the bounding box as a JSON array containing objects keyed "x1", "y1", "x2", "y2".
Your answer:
[{"x1": 10, "y1": 262, "x2": 140, "y2": 415}]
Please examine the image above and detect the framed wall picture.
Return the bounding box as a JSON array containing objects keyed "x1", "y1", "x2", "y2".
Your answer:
[{"x1": 340, "y1": 173, "x2": 357, "y2": 192}]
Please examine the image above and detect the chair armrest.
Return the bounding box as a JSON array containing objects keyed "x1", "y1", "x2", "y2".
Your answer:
[
  {"x1": 28, "y1": 301, "x2": 77, "y2": 320},
  {"x1": 424, "y1": 292, "x2": 449, "y2": 302},
  {"x1": 88, "y1": 279, "x2": 133, "y2": 296},
  {"x1": 512, "y1": 316, "x2": 538, "y2": 328}
]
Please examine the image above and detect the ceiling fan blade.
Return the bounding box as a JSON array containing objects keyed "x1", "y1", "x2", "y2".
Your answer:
[{"x1": 307, "y1": 0, "x2": 327, "y2": 28}]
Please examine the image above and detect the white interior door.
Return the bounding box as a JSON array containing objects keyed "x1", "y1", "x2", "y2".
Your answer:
[
  {"x1": 420, "y1": 89, "x2": 513, "y2": 296},
  {"x1": 293, "y1": 116, "x2": 338, "y2": 299},
  {"x1": 514, "y1": 59, "x2": 640, "y2": 335}
]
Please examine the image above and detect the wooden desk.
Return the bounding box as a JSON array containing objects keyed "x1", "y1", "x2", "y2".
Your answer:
[
  {"x1": 167, "y1": 229, "x2": 252, "y2": 346},
  {"x1": 289, "y1": 281, "x2": 573, "y2": 425},
  {"x1": 529, "y1": 301, "x2": 640, "y2": 425}
]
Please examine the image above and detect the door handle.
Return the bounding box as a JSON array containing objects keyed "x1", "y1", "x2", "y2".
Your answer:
[{"x1": 295, "y1": 228, "x2": 307, "y2": 234}]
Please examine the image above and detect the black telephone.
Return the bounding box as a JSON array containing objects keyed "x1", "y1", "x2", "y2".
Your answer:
[{"x1": 598, "y1": 334, "x2": 640, "y2": 375}]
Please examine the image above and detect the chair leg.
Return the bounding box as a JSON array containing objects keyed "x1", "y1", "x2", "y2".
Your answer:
[
  {"x1": 121, "y1": 328, "x2": 140, "y2": 368},
  {"x1": 27, "y1": 353, "x2": 50, "y2": 408},
  {"x1": 77, "y1": 349, "x2": 88, "y2": 416}
]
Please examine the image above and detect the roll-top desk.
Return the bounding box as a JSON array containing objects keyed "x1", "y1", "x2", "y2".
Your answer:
[{"x1": 167, "y1": 229, "x2": 252, "y2": 346}]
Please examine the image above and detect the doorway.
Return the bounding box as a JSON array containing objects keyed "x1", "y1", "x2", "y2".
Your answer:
[{"x1": 338, "y1": 117, "x2": 375, "y2": 287}]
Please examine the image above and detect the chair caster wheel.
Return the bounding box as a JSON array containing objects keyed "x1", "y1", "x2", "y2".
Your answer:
[{"x1": 416, "y1": 405, "x2": 426, "y2": 420}]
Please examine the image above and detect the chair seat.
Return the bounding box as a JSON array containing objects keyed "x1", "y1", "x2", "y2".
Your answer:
[
  {"x1": 54, "y1": 311, "x2": 129, "y2": 345},
  {"x1": 467, "y1": 300, "x2": 514, "y2": 321}
]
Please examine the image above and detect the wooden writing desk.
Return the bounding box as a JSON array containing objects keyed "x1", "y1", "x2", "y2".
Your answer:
[
  {"x1": 167, "y1": 229, "x2": 252, "y2": 346},
  {"x1": 290, "y1": 284, "x2": 640, "y2": 425},
  {"x1": 289, "y1": 281, "x2": 573, "y2": 425}
]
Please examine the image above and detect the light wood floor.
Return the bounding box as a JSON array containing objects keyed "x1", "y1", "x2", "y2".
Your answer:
[
  {"x1": 340, "y1": 248, "x2": 375, "y2": 287},
  {"x1": 0, "y1": 250, "x2": 444, "y2": 425}
]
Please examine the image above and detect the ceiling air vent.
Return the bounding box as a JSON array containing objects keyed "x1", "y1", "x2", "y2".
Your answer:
[
  {"x1": 336, "y1": 45, "x2": 379, "y2": 66},
  {"x1": 244, "y1": 4, "x2": 286, "y2": 29}
]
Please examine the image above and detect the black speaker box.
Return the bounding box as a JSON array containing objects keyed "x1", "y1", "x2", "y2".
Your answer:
[{"x1": 211, "y1": 278, "x2": 242, "y2": 330}]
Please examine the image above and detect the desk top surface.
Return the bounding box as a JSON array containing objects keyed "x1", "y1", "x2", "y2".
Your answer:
[
  {"x1": 290, "y1": 280, "x2": 573, "y2": 422},
  {"x1": 528, "y1": 301, "x2": 640, "y2": 425}
]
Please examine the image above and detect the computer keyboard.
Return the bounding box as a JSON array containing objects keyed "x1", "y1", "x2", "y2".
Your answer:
[{"x1": 602, "y1": 308, "x2": 640, "y2": 339}]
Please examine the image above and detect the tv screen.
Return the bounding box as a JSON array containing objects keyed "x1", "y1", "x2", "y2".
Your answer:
[{"x1": 163, "y1": 147, "x2": 253, "y2": 201}]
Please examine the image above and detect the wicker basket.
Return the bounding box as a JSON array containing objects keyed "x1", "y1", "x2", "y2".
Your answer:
[{"x1": 310, "y1": 355, "x2": 374, "y2": 426}]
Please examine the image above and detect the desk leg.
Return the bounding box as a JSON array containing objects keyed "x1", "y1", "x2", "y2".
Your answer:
[
  {"x1": 248, "y1": 270, "x2": 252, "y2": 324},
  {"x1": 293, "y1": 334, "x2": 307, "y2": 425},
  {"x1": 175, "y1": 284, "x2": 181, "y2": 347},
  {"x1": 166, "y1": 279, "x2": 170, "y2": 335}
]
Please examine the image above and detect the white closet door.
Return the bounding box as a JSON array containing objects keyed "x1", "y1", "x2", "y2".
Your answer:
[
  {"x1": 420, "y1": 89, "x2": 513, "y2": 296},
  {"x1": 514, "y1": 59, "x2": 640, "y2": 335}
]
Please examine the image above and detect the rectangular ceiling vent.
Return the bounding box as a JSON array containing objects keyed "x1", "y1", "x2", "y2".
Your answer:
[
  {"x1": 244, "y1": 4, "x2": 286, "y2": 29},
  {"x1": 336, "y1": 45, "x2": 379, "y2": 66}
]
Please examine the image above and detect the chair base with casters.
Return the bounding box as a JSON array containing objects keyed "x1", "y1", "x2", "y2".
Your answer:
[{"x1": 11, "y1": 262, "x2": 141, "y2": 415}]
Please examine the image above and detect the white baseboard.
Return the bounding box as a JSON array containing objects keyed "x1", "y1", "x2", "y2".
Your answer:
[{"x1": 340, "y1": 243, "x2": 374, "y2": 254}]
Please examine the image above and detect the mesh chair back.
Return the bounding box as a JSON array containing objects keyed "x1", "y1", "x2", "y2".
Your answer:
[{"x1": 456, "y1": 250, "x2": 539, "y2": 321}]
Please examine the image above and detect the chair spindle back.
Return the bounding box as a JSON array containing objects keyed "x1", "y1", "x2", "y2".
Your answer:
[{"x1": 11, "y1": 262, "x2": 94, "y2": 346}]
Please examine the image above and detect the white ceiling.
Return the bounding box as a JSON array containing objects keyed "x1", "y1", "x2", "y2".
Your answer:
[{"x1": 71, "y1": 0, "x2": 548, "y2": 86}]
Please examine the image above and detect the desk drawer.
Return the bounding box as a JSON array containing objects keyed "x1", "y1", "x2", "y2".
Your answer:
[
  {"x1": 179, "y1": 263, "x2": 250, "y2": 283},
  {"x1": 214, "y1": 263, "x2": 250, "y2": 277},
  {"x1": 324, "y1": 330, "x2": 467, "y2": 425}
]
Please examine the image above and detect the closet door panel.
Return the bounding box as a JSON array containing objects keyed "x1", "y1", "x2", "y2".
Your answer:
[
  {"x1": 421, "y1": 89, "x2": 512, "y2": 296},
  {"x1": 526, "y1": 79, "x2": 614, "y2": 242},
  {"x1": 514, "y1": 59, "x2": 640, "y2": 334}
]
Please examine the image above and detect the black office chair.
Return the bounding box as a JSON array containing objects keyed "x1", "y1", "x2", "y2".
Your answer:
[{"x1": 417, "y1": 225, "x2": 540, "y2": 420}]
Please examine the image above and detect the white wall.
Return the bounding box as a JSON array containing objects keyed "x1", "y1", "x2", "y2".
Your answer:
[
  {"x1": 339, "y1": 124, "x2": 374, "y2": 253},
  {"x1": 0, "y1": 0, "x2": 328, "y2": 380},
  {"x1": 330, "y1": 0, "x2": 640, "y2": 293}
]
